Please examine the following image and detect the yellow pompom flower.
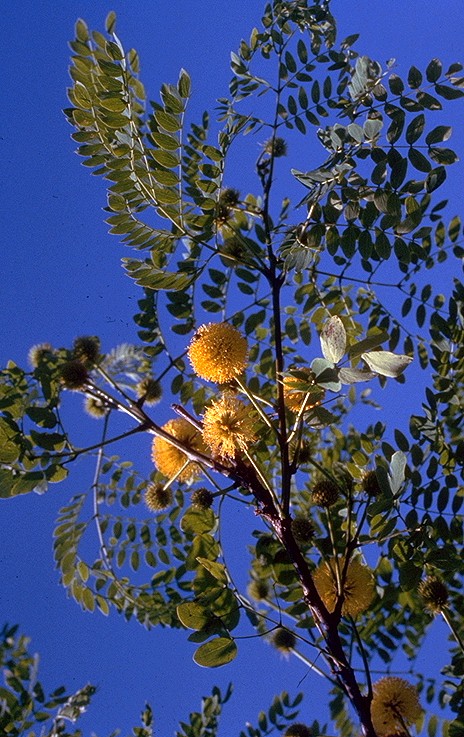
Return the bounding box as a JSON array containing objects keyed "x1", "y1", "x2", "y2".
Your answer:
[
  {"x1": 371, "y1": 677, "x2": 422, "y2": 736},
  {"x1": 202, "y1": 395, "x2": 256, "y2": 459},
  {"x1": 151, "y1": 418, "x2": 205, "y2": 482},
  {"x1": 313, "y1": 557, "x2": 375, "y2": 617},
  {"x1": 283, "y1": 368, "x2": 325, "y2": 413},
  {"x1": 188, "y1": 322, "x2": 248, "y2": 383}
]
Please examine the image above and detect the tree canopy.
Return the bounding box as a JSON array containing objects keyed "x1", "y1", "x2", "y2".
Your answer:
[{"x1": 1, "y1": 2, "x2": 463, "y2": 736}]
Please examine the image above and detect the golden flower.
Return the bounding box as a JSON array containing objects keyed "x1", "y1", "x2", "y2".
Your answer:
[
  {"x1": 151, "y1": 418, "x2": 205, "y2": 482},
  {"x1": 202, "y1": 395, "x2": 256, "y2": 459},
  {"x1": 371, "y1": 677, "x2": 422, "y2": 736},
  {"x1": 188, "y1": 322, "x2": 248, "y2": 383},
  {"x1": 283, "y1": 368, "x2": 325, "y2": 413},
  {"x1": 136, "y1": 377, "x2": 163, "y2": 405},
  {"x1": 313, "y1": 557, "x2": 375, "y2": 617}
]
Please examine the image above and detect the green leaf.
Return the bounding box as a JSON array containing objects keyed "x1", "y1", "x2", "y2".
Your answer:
[
  {"x1": 177, "y1": 601, "x2": 212, "y2": 630},
  {"x1": 196, "y1": 558, "x2": 227, "y2": 585},
  {"x1": 193, "y1": 637, "x2": 237, "y2": 668},
  {"x1": 181, "y1": 507, "x2": 216, "y2": 534},
  {"x1": 361, "y1": 351, "x2": 413, "y2": 377},
  {"x1": 0, "y1": 418, "x2": 20, "y2": 463}
]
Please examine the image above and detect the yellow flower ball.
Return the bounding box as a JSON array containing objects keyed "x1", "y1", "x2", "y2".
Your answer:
[
  {"x1": 202, "y1": 395, "x2": 256, "y2": 459},
  {"x1": 151, "y1": 418, "x2": 205, "y2": 482},
  {"x1": 283, "y1": 368, "x2": 325, "y2": 413},
  {"x1": 313, "y1": 557, "x2": 375, "y2": 617},
  {"x1": 371, "y1": 676, "x2": 422, "y2": 736},
  {"x1": 188, "y1": 322, "x2": 248, "y2": 383}
]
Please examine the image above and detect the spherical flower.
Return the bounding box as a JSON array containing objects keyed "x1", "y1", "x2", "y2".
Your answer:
[
  {"x1": 271, "y1": 627, "x2": 296, "y2": 653},
  {"x1": 362, "y1": 469, "x2": 382, "y2": 497},
  {"x1": 218, "y1": 188, "x2": 240, "y2": 207},
  {"x1": 284, "y1": 724, "x2": 312, "y2": 737},
  {"x1": 312, "y1": 479, "x2": 339, "y2": 508},
  {"x1": 291, "y1": 517, "x2": 315, "y2": 544},
  {"x1": 370, "y1": 677, "x2": 422, "y2": 736},
  {"x1": 84, "y1": 396, "x2": 108, "y2": 418},
  {"x1": 73, "y1": 335, "x2": 100, "y2": 366},
  {"x1": 60, "y1": 360, "x2": 89, "y2": 390},
  {"x1": 247, "y1": 579, "x2": 269, "y2": 601},
  {"x1": 418, "y1": 575, "x2": 449, "y2": 613},
  {"x1": 188, "y1": 322, "x2": 248, "y2": 383},
  {"x1": 264, "y1": 136, "x2": 288, "y2": 158},
  {"x1": 202, "y1": 395, "x2": 256, "y2": 459},
  {"x1": 191, "y1": 487, "x2": 214, "y2": 509},
  {"x1": 151, "y1": 418, "x2": 205, "y2": 482},
  {"x1": 283, "y1": 368, "x2": 325, "y2": 413},
  {"x1": 144, "y1": 483, "x2": 173, "y2": 512},
  {"x1": 313, "y1": 558, "x2": 375, "y2": 617},
  {"x1": 28, "y1": 342, "x2": 53, "y2": 368},
  {"x1": 136, "y1": 377, "x2": 163, "y2": 405}
]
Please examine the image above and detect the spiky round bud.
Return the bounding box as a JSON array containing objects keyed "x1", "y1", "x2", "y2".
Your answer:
[
  {"x1": 144, "y1": 483, "x2": 173, "y2": 512},
  {"x1": 291, "y1": 517, "x2": 315, "y2": 544},
  {"x1": 271, "y1": 627, "x2": 296, "y2": 653},
  {"x1": 60, "y1": 360, "x2": 89, "y2": 390},
  {"x1": 264, "y1": 136, "x2": 288, "y2": 158},
  {"x1": 284, "y1": 723, "x2": 312, "y2": 737},
  {"x1": 418, "y1": 575, "x2": 449, "y2": 612},
  {"x1": 362, "y1": 469, "x2": 382, "y2": 497},
  {"x1": 312, "y1": 479, "x2": 339, "y2": 507},
  {"x1": 136, "y1": 377, "x2": 163, "y2": 405},
  {"x1": 218, "y1": 188, "x2": 240, "y2": 207},
  {"x1": 191, "y1": 487, "x2": 214, "y2": 509},
  {"x1": 28, "y1": 343, "x2": 53, "y2": 368},
  {"x1": 73, "y1": 336, "x2": 100, "y2": 366},
  {"x1": 247, "y1": 580, "x2": 269, "y2": 601},
  {"x1": 84, "y1": 397, "x2": 108, "y2": 418}
]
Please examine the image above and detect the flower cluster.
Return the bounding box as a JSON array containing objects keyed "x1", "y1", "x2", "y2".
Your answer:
[
  {"x1": 151, "y1": 418, "x2": 205, "y2": 482},
  {"x1": 370, "y1": 676, "x2": 422, "y2": 736},
  {"x1": 202, "y1": 395, "x2": 256, "y2": 459},
  {"x1": 188, "y1": 322, "x2": 248, "y2": 383},
  {"x1": 313, "y1": 557, "x2": 375, "y2": 617}
]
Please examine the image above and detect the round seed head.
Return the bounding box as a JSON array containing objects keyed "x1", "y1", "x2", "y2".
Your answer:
[
  {"x1": 291, "y1": 517, "x2": 315, "y2": 544},
  {"x1": 284, "y1": 724, "x2": 312, "y2": 737},
  {"x1": 84, "y1": 397, "x2": 108, "y2": 418},
  {"x1": 418, "y1": 575, "x2": 449, "y2": 612},
  {"x1": 60, "y1": 360, "x2": 89, "y2": 390},
  {"x1": 145, "y1": 483, "x2": 173, "y2": 512},
  {"x1": 73, "y1": 336, "x2": 100, "y2": 366},
  {"x1": 264, "y1": 136, "x2": 288, "y2": 157},
  {"x1": 191, "y1": 487, "x2": 214, "y2": 509},
  {"x1": 271, "y1": 627, "x2": 296, "y2": 652},
  {"x1": 136, "y1": 377, "x2": 163, "y2": 405},
  {"x1": 312, "y1": 479, "x2": 339, "y2": 508},
  {"x1": 247, "y1": 580, "x2": 269, "y2": 601},
  {"x1": 28, "y1": 343, "x2": 53, "y2": 368}
]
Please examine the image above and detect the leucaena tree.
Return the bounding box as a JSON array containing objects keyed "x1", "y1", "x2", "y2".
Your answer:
[{"x1": 1, "y1": 2, "x2": 463, "y2": 736}]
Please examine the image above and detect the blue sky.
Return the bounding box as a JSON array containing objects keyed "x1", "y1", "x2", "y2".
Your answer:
[{"x1": 1, "y1": 1, "x2": 463, "y2": 735}]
